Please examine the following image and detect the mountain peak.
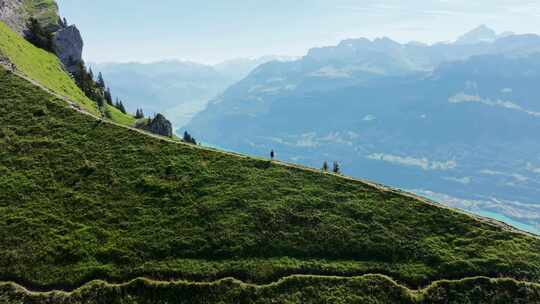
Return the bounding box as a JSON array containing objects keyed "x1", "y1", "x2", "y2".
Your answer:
[{"x1": 456, "y1": 25, "x2": 497, "y2": 45}]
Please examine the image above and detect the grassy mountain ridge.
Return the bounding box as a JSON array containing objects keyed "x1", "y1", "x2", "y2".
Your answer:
[{"x1": 2, "y1": 64, "x2": 540, "y2": 295}]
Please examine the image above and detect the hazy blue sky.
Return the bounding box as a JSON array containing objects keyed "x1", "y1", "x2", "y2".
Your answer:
[{"x1": 57, "y1": 0, "x2": 540, "y2": 64}]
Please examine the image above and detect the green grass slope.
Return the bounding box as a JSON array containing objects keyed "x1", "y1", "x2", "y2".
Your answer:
[
  {"x1": 1, "y1": 68, "x2": 540, "y2": 302},
  {"x1": 0, "y1": 20, "x2": 135, "y2": 126},
  {"x1": 0, "y1": 21, "x2": 97, "y2": 115},
  {"x1": 105, "y1": 104, "x2": 137, "y2": 126}
]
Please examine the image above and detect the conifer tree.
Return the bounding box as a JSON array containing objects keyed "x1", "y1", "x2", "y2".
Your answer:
[
  {"x1": 97, "y1": 72, "x2": 106, "y2": 89},
  {"x1": 115, "y1": 99, "x2": 127, "y2": 114},
  {"x1": 88, "y1": 68, "x2": 94, "y2": 82},
  {"x1": 25, "y1": 18, "x2": 54, "y2": 52},
  {"x1": 72, "y1": 61, "x2": 119, "y2": 110},
  {"x1": 74, "y1": 61, "x2": 86, "y2": 88},
  {"x1": 104, "y1": 87, "x2": 113, "y2": 105},
  {"x1": 135, "y1": 109, "x2": 145, "y2": 119},
  {"x1": 74, "y1": 61, "x2": 94, "y2": 99}
]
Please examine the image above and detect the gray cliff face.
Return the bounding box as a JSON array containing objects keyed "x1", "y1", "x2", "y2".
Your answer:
[
  {"x1": 0, "y1": 0, "x2": 26, "y2": 35},
  {"x1": 0, "y1": 0, "x2": 61, "y2": 34},
  {"x1": 138, "y1": 114, "x2": 173, "y2": 138},
  {"x1": 53, "y1": 25, "x2": 83, "y2": 74}
]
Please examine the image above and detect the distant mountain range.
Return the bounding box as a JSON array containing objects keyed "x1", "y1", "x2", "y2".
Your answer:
[
  {"x1": 186, "y1": 26, "x2": 540, "y2": 233},
  {"x1": 91, "y1": 56, "x2": 296, "y2": 127}
]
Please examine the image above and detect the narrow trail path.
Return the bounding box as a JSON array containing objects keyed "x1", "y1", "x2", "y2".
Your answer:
[{"x1": 1, "y1": 274, "x2": 539, "y2": 296}]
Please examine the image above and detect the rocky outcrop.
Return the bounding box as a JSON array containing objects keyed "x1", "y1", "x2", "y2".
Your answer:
[
  {"x1": 0, "y1": 0, "x2": 61, "y2": 34},
  {"x1": 0, "y1": 0, "x2": 26, "y2": 35},
  {"x1": 0, "y1": 0, "x2": 82, "y2": 74},
  {"x1": 53, "y1": 25, "x2": 83, "y2": 74},
  {"x1": 137, "y1": 114, "x2": 173, "y2": 138}
]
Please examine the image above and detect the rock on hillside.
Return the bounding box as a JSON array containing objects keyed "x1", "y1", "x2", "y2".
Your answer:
[
  {"x1": 137, "y1": 113, "x2": 173, "y2": 137},
  {"x1": 0, "y1": 0, "x2": 27, "y2": 34},
  {"x1": 0, "y1": 0, "x2": 60, "y2": 34},
  {"x1": 53, "y1": 24, "x2": 83, "y2": 74}
]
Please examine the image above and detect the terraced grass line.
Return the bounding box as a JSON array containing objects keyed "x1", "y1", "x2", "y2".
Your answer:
[
  {"x1": 0, "y1": 274, "x2": 537, "y2": 294},
  {"x1": 1, "y1": 275, "x2": 540, "y2": 303}
]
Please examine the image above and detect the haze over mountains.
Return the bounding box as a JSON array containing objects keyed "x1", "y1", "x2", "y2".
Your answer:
[
  {"x1": 91, "y1": 56, "x2": 296, "y2": 127},
  {"x1": 83, "y1": 25, "x2": 540, "y2": 233},
  {"x1": 186, "y1": 26, "x2": 540, "y2": 233}
]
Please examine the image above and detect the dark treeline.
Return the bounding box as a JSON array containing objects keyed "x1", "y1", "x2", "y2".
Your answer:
[
  {"x1": 25, "y1": 18, "x2": 54, "y2": 52},
  {"x1": 73, "y1": 62, "x2": 129, "y2": 116},
  {"x1": 135, "y1": 108, "x2": 145, "y2": 119},
  {"x1": 115, "y1": 98, "x2": 126, "y2": 114}
]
